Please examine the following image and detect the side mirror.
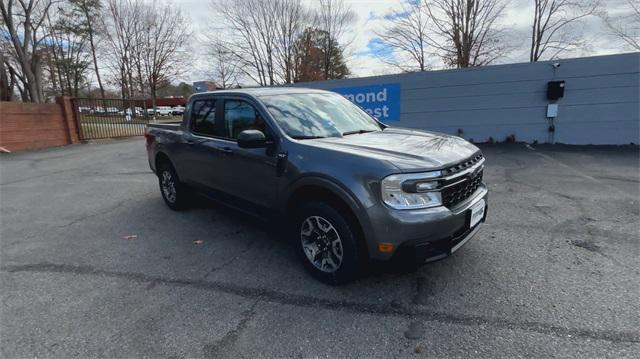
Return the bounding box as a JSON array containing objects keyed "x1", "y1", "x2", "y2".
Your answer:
[{"x1": 237, "y1": 129, "x2": 268, "y2": 148}]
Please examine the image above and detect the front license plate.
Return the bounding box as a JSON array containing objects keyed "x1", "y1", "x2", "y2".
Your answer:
[{"x1": 469, "y1": 199, "x2": 485, "y2": 228}]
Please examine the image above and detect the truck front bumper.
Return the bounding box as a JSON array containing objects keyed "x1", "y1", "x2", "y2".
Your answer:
[
  {"x1": 391, "y1": 214, "x2": 485, "y2": 265},
  {"x1": 363, "y1": 184, "x2": 488, "y2": 262}
]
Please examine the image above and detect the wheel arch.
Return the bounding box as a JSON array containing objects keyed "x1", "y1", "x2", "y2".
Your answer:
[
  {"x1": 285, "y1": 179, "x2": 369, "y2": 259},
  {"x1": 154, "y1": 151, "x2": 174, "y2": 176}
]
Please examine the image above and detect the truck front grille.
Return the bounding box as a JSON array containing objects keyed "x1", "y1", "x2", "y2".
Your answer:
[
  {"x1": 442, "y1": 170, "x2": 483, "y2": 208},
  {"x1": 441, "y1": 153, "x2": 484, "y2": 177}
]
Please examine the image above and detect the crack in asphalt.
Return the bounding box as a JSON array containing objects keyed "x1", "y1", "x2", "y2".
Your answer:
[
  {"x1": 529, "y1": 149, "x2": 629, "y2": 196},
  {"x1": 0, "y1": 166, "x2": 150, "y2": 186},
  {"x1": 203, "y1": 298, "x2": 261, "y2": 358},
  {"x1": 56, "y1": 191, "x2": 155, "y2": 229},
  {"x1": 2, "y1": 262, "x2": 638, "y2": 345},
  {"x1": 498, "y1": 153, "x2": 639, "y2": 271},
  {"x1": 594, "y1": 175, "x2": 640, "y2": 184},
  {"x1": 2, "y1": 191, "x2": 157, "y2": 251},
  {"x1": 0, "y1": 166, "x2": 88, "y2": 186},
  {"x1": 202, "y1": 238, "x2": 258, "y2": 280}
]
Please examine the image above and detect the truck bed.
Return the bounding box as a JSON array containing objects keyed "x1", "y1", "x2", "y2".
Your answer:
[{"x1": 147, "y1": 122, "x2": 181, "y2": 131}]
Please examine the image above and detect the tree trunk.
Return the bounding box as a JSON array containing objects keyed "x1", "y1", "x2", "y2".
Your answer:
[
  {"x1": 151, "y1": 80, "x2": 157, "y2": 119},
  {"x1": 0, "y1": 52, "x2": 10, "y2": 101},
  {"x1": 88, "y1": 30, "x2": 105, "y2": 99},
  {"x1": 23, "y1": 36, "x2": 44, "y2": 103}
]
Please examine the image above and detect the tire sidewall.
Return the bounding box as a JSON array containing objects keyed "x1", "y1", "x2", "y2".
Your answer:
[
  {"x1": 294, "y1": 201, "x2": 362, "y2": 285},
  {"x1": 158, "y1": 162, "x2": 186, "y2": 210}
]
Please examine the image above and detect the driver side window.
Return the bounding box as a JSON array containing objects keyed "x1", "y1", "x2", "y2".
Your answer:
[{"x1": 224, "y1": 100, "x2": 266, "y2": 140}]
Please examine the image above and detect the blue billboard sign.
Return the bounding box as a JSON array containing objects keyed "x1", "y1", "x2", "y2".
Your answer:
[{"x1": 331, "y1": 83, "x2": 401, "y2": 121}]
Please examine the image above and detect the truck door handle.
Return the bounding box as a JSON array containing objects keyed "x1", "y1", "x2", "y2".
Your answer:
[{"x1": 216, "y1": 146, "x2": 233, "y2": 154}]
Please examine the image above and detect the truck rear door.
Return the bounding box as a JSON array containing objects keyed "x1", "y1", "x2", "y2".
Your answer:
[{"x1": 179, "y1": 97, "x2": 229, "y2": 192}]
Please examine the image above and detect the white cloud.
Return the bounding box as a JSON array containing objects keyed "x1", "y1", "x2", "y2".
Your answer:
[{"x1": 176, "y1": 0, "x2": 637, "y2": 83}]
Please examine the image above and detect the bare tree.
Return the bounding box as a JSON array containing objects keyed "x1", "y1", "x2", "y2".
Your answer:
[
  {"x1": 139, "y1": 1, "x2": 190, "y2": 109},
  {"x1": 0, "y1": 0, "x2": 58, "y2": 102},
  {"x1": 0, "y1": 41, "x2": 25, "y2": 100},
  {"x1": 273, "y1": 0, "x2": 309, "y2": 83},
  {"x1": 71, "y1": 0, "x2": 106, "y2": 99},
  {"x1": 209, "y1": 0, "x2": 353, "y2": 85},
  {"x1": 208, "y1": 40, "x2": 240, "y2": 88},
  {"x1": 0, "y1": 50, "x2": 15, "y2": 100},
  {"x1": 315, "y1": 0, "x2": 355, "y2": 79},
  {"x1": 101, "y1": 0, "x2": 143, "y2": 99},
  {"x1": 212, "y1": 0, "x2": 314, "y2": 86},
  {"x1": 529, "y1": 0, "x2": 600, "y2": 62},
  {"x1": 375, "y1": 0, "x2": 431, "y2": 72},
  {"x1": 42, "y1": 1, "x2": 94, "y2": 97},
  {"x1": 0, "y1": 15, "x2": 17, "y2": 100},
  {"x1": 425, "y1": 0, "x2": 508, "y2": 68},
  {"x1": 213, "y1": 0, "x2": 277, "y2": 86},
  {"x1": 600, "y1": 0, "x2": 639, "y2": 51}
]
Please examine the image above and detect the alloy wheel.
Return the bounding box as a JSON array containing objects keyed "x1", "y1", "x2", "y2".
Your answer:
[
  {"x1": 161, "y1": 170, "x2": 177, "y2": 203},
  {"x1": 300, "y1": 215, "x2": 344, "y2": 273}
]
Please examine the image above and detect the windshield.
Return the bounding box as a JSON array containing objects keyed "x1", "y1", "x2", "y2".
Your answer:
[{"x1": 259, "y1": 93, "x2": 382, "y2": 139}]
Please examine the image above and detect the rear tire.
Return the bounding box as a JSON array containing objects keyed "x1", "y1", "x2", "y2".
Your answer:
[
  {"x1": 294, "y1": 201, "x2": 363, "y2": 285},
  {"x1": 157, "y1": 161, "x2": 188, "y2": 210}
]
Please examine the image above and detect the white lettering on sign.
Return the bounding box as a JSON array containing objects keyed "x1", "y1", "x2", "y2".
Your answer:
[
  {"x1": 343, "y1": 88, "x2": 388, "y2": 104},
  {"x1": 331, "y1": 83, "x2": 401, "y2": 121}
]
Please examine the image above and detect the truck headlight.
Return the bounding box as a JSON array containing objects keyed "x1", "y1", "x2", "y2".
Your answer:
[{"x1": 381, "y1": 172, "x2": 442, "y2": 209}]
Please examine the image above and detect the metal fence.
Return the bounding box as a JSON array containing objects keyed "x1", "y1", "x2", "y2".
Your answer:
[{"x1": 72, "y1": 98, "x2": 154, "y2": 140}]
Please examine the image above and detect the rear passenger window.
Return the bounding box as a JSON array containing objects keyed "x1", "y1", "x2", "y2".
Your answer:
[
  {"x1": 224, "y1": 100, "x2": 266, "y2": 139},
  {"x1": 191, "y1": 99, "x2": 217, "y2": 136}
]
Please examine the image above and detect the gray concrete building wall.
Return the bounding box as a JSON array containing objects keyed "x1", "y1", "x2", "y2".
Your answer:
[{"x1": 292, "y1": 53, "x2": 639, "y2": 145}]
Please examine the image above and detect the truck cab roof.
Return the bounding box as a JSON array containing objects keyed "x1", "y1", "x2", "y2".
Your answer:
[{"x1": 190, "y1": 87, "x2": 332, "y2": 99}]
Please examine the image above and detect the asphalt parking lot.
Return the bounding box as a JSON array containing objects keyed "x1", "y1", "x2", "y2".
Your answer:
[{"x1": 1, "y1": 138, "x2": 638, "y2": 358}]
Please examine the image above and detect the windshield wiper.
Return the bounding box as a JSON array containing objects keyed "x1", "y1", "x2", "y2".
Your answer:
[
  {"x1": 291, "y1": 135, "x2": 326, "y2": 140},
  {"x1": 342, "y1": 129, "x2": 377, "y2": 136}
]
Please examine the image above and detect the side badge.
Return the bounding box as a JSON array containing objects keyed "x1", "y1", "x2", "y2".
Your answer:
[{"x1": 276, "y1": 152, "x2": 288, "y2": 176}]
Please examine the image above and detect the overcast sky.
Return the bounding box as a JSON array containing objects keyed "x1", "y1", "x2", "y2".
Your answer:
[{"x1": 178, "y1": 0, "x2": 637, "y2": 83}]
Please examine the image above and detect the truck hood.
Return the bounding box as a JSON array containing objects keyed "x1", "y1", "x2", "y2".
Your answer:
[{"x1": 304, "y1": 128, "x2": 480, "y2": 171}]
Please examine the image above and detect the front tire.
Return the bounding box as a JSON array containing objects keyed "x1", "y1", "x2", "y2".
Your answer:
[
  {"x1": 294, "y1": 201, "x2": 363, "y2": 285},
  {"x1": 157, "y1": 162, "x2": 188, "y2": 210}
]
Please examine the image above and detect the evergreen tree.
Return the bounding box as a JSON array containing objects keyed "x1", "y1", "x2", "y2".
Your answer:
[{"x1": 294, "y1": 28, "x2": 349, "y2": 82}]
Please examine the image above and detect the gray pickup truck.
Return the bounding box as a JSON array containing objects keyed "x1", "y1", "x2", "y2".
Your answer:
[{"x1": 145, "y1": 87, "x2": 487, "y2": 284}]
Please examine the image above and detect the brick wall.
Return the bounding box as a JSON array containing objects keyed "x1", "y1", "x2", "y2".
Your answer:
[{"x1": 0, "y1": 97, "x2": 80, "y2": 152}]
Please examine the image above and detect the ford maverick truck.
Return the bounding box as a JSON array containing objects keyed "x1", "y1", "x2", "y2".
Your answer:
[{"x1": 145, "y1": 87, "x2": 487, "y2": 284}]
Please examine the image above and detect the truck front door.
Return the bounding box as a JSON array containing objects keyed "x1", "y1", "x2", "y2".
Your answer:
[{"x1": 215, "y1": 97, "x2": 280, "y2": 210}]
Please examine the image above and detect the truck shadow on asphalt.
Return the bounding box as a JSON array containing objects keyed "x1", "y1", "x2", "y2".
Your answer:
[{"x1": 184, "y1": 193, "x2": 430, "y2": 281}]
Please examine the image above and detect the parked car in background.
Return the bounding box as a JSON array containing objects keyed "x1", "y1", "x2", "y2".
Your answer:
[
  {"x1": 121, "y1": 107, "x2": 144, "y2": 119},
  {"x1": 154, "y1": 106, "x2": 172, "y2": 116},
  {"x1": 144, "y1": 88, "x2": 487, "y2": 284},
  {"x1": 171, "y1": 106, "x2": 185, "y2": 116},
  {"x1": 122, "y1": 107, "x2": 144, "y2": 116},
  {"x1": 78, "y1": 106, "x2": 92, "y2": 113}
]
